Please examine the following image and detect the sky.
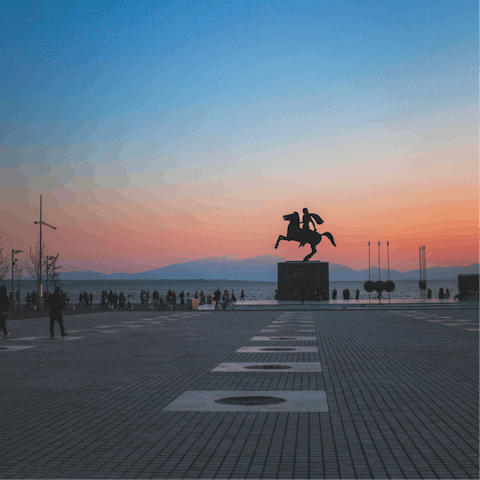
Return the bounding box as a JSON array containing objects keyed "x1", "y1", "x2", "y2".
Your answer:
[{"x1": 0, "y1": 0, "x2": 478, "y2": 274}]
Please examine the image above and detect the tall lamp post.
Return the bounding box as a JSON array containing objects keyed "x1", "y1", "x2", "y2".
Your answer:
[
  {"x1": 34, "y1": 195, "x2": 57, "y2": 309},
  {"x1": 11, "y1": 249, "x2": 24, "y2": 311}
]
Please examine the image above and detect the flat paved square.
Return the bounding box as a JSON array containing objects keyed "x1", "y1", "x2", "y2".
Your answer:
[{"x1": 1, "y1": 307, "x2": 478, "y2": 479}]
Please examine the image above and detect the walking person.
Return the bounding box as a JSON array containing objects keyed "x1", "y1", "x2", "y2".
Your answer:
[
  {"x1": 0, "y1": 285, "x2": 12, "y2": 338},
  {"x1": 240, "y1": 289, "x2": 245, "y2": 301},
  {"x1": 300, "y1": 285, "x2": 307, "y2": 305},
  {"x1": 47, "y1": 286, "x2": 68, "y2": 338}
]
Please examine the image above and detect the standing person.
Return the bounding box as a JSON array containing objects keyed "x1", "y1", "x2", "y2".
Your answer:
[
  {"x1": 100, "y1": 292, "x2": 108, "y2": 310},
  {"x1": 118, "y1": 292, "x2": 125, "y2": 311},
  {"x1": 126, "y1": 293, "x2": 132, "y2": 310},
  {"x1": 0, "y1": 285, "x2": 12, "y2": 338},
  {"x1": 315, "y1": 285, "x2": 321, "y2": 301},
  {"x1": 32, "y1": 291, "x2": 37, "y2": 307},
  {"x1": 427, "y1": 288, "x2": 432, "y2": 299},
  {"x1": 355, "y1": 289, "x2": 360, "y2": 300},
  {"x1": 66, "y1": 292, "x2": 70, "y2": 306},
  {"x1": 240, "y1": 289, "x2": 245, "y2": 301},
  {"x1": 231, "y1": 289, "x2": 236, "y2": 302},
  {"x1": 445, "y1": 288, "x2": 450, "y2": 299},
  {"x1": 78, "y1": 292, "x2": 83, "y2": 307},
  {"x1": 47, "y1": 286, "x2": 68, "y2": 338},
  {"x1": 172, "y1": 291, "x2": 177, "y2": 304},
  {"x1": 108, "y1": 290, "x2": 113, "y2": 308},
  {"x1": 179, "y1": 291, "x2": 185, "y2": 305},
  {"x1": 300, "y1": 285, "x2": 307, "y2": 305},
  {"x1": 113, "y1": 292, "x2": 118, "y2": 310},
  {"x1": 26, "y1": 292, "x2": 31, "y2": 307},
  {"x1": 89, "y1": 292, "x2": 93, "y2": 305},
  {"x1": 439, "y1": 288, "x2": 444, "y2": 299},
  {"x1": 83, "y1": 291, "x2": 89, "y2": 307}
]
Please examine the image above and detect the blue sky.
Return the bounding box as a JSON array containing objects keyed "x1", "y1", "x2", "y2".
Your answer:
[{"x1": 0, "y1": 0, "x2": 478, "y2": 271}]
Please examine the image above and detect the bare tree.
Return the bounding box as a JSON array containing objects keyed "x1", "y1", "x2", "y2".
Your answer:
[
  {"x1": 14, "y1": 262, "x2": 24, "y2": 301},
  {"x1": 25, "y1": 242, "x2": 48, "y2": 291},
  {"x1": 47, "y1": 254, "x2": 61, "y2": 290},
  {"x1": 0, "y1": 242, "x2": 9, "y2": 281}
]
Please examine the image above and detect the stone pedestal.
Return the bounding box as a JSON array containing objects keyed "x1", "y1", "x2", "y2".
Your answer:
[{"x1": 277, "y1": 261, "x2": 329, "y2": 301}]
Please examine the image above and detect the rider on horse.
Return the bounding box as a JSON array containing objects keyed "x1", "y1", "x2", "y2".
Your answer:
[{"x1": 299, "y1": 208, "x2": 323, "y2": 247}]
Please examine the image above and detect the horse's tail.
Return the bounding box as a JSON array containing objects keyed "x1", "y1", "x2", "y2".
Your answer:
[{"x1": 322, "y1": 232, "x2": 336, "y2": 247}]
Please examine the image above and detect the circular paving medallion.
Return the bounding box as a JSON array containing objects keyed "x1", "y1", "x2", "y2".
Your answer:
[
  {"x1": 244, "y1": 365, "x2": 293, "y2": 370},
  {"x1": 260, "y1": 347, "x2": 296, "y2": 351},
  {"x1": 215, "y1": 396, "x2": 286, "y2": 406}
]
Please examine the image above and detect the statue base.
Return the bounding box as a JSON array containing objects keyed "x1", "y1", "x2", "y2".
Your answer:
[{"x1": 277, "y1": 261, "x2": 329, "y2": 301}]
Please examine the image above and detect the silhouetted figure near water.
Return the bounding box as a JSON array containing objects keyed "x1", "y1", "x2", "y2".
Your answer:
[
  {"x1": 332, "y1": 289, "x2": 337, "y2": 300},
  {"x1": 119, "y1": 292, "x2": 125, "y2": 311},
  {"x1": 427, "y1": 288, "x2": 432, "y2": 299},
  {"x1": 48, "y1": 286, "x2": 67, "y2": 338},
  {"x1": 126, "y1": 294, "x2": 132, "y2": 310},
  {"x1": 240, "y1": 289, "x2": 245, "y2": 301},
  {"x1": 179, "y1": 291, "x2": 185, "y2": 304},
  {"x1": 101, "y1": 291, "x2": 108, "y2": 310},
  {"x1": 0, "y1": 285, "x2": 11, "y2": 338},
  {"x1": 300, "y1": 286, "x2": 307, "y2": 304},
  {"x1": 439, "y1": 288, "x2": 444, "y2": 299},
  {"x1": 355, "y1": 289, "x2": 360, "y2": 300}
]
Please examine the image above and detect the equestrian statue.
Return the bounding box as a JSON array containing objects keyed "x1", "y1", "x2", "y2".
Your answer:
[{"x1": 274, "y1": 208, "x2": 336, "y2": 261}]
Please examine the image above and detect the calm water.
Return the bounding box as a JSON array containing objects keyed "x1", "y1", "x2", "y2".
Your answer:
[{"x1": 2, "y1": 279, "x2": 459, "y2": 303}]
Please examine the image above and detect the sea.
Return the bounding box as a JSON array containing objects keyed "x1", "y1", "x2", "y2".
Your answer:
[{"x1": 3, "y1": 279, "x2": 460, "y2": 303}]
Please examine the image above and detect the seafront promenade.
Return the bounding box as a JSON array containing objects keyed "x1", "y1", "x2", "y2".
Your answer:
[{"x1": 1, "y1": 306, "x2": 478, "y2": 479}]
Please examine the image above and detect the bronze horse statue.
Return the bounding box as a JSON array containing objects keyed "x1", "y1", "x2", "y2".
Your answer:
[{"x1": 275, "y1": 212, "x2": 336, "y2": 261}]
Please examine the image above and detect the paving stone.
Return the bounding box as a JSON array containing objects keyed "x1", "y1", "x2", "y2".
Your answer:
[{"x1": 0, "y1": 307, "x2": 478, "y2": 478}]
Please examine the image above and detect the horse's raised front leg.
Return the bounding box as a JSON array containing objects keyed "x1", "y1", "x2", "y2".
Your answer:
[{"x1": 275, "y1": 235, "x2": 288, "y2": 249}]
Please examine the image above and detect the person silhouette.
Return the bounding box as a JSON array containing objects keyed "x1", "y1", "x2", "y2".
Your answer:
[{"x1": 299, "y1": 208, "x2": 323, "y2": 247}]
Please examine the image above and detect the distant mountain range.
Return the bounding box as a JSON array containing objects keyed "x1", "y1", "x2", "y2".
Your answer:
[{"x1": 24, "y1": 254, "x2": 479, "y2": 281}]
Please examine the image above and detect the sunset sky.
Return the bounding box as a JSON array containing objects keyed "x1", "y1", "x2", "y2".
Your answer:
[{"x1": 1, "y1": 0, "x2": 478, "y2": 274}]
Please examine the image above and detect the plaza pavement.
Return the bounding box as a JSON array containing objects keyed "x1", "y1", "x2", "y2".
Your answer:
[{"x1": 1, "y1": 307, "x2": 478, "y2": 479}]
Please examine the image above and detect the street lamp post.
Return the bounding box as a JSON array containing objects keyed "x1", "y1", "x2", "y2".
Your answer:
[
  {"x1": 11, "y1": 249, "x2": 23, "y2": 311},
  {"x1": 34, "y1": 195, "x2": 56, "y2": 309}
]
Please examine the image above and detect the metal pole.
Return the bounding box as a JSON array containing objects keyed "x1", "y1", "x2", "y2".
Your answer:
[
  {"x1": 378, "y1": 241, "x2": 380, "y2": 281},
  {"x1": 423, "y1": 246, "x2": 426, "y2": 298},
  {"x1": 368, "y1": 241, "x2": 371, "y2": 281},
  {"x1": 419, "y1": 246, "x2": 422, "y2": 299},
  {"x1": 387, "y1": 241, "x2": 390, "y2": 303},
  {"x1": 39, "y1": 195, "x2": 42, "y2": 309},
  {"x1": 11, "y1": 249, "x2": 14, "y2": 310},
  {"x1": 368, "y1": 240, "x2": 370, "y2": 303}
]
